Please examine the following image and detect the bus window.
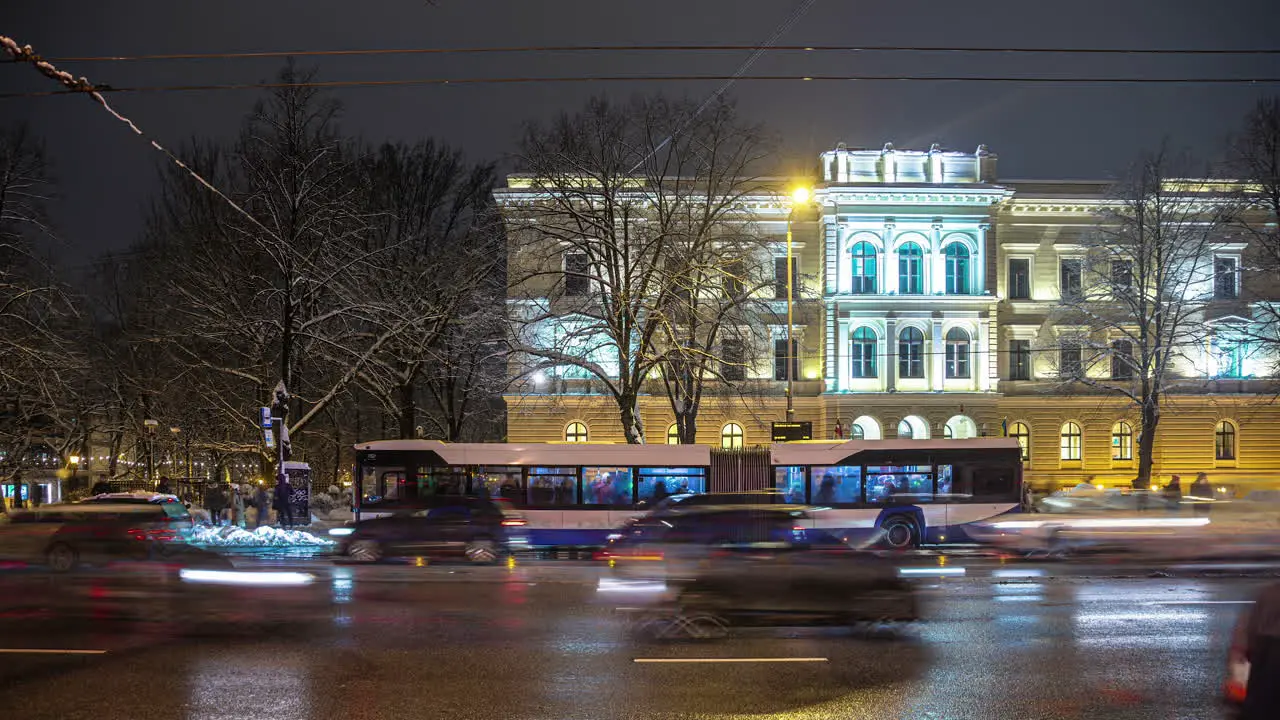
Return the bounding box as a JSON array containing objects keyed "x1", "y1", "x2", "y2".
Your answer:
[
  {"x1": 528, "y1": 467, "x2": 577, "y2": 506},
  {"x1": 866, "y1": 466, "x2": 933, "y2": 504},
  {"x1": 365, "y1": 470, "x2": 404, "y2": 502},
  {"x1": 638, "y1": 467, "x2": 706, "y2": 503},
  {"x1": 475, "y1": 467, "x2": 523, "y2": 500},
  {"x1": 583, "y1": 467, "x2": 634, "y2": 506},
  {"x1": 810, "y1": 466, "x2": 861, "y2": 505},
  {"x1": 410, "y1": 467, "x2": 467, "y2": 499},
  {"x1": 774, "y1": 466, "x2": 805, "y2": 504}
]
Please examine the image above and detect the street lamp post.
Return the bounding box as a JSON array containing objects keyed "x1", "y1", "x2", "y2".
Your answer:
[
  {"x1": 785, "y1": 187, "x2": 811, "y2": 421},
  {"x1": 143, "y1": 419, "x2": 158, "y2": 483}
]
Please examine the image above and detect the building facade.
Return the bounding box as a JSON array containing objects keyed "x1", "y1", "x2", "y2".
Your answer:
[{"x1": 497, "y1": 144, "x2": 1279, "y2": 490}]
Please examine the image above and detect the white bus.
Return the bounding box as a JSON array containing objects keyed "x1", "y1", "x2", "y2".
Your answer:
[{"x1": 352, "y1": 438, "x2": 1022, "y2": 548}]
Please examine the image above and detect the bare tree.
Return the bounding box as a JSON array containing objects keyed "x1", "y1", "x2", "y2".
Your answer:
[
  {"x1": 506, "y1": 95, "x2": 774, "y2": 443},
  {"x1": 1050, "y1": 147, "x2": 1233, "y2": 487},
  {"x1": 0, "y1": 124, "x2": 84, "y2": 507},
  {"x1": 1229, "y1": 96, "x2": 1280, "y2": 371},
  {"x1": 356, "y1": 140, "x2": 505, "y2": 440}
]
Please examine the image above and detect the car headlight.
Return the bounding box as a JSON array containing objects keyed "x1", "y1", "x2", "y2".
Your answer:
[{"x1": 328, "y1": 527, "x2": 355, "y2": 537}]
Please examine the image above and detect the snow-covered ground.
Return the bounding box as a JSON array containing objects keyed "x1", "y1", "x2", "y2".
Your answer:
[{"x1": 189, "y1": 525, "x2": 334, "y2": 547}]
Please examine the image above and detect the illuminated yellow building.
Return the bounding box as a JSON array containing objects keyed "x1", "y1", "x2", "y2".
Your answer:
[{"x1": 497, "y1": 143, "x2": 1279, "y2": 490}]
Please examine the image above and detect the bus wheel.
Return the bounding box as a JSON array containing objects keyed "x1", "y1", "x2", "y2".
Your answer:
[
  {"x1": 46, "y1": 543, "x2": 78, "y2": 572},
  {"x1": 348, "y1": 540, "x2": 382, "y2": 563},
  {"x1": 881, "y1": 517, "x2": 918, "y2": 549}
]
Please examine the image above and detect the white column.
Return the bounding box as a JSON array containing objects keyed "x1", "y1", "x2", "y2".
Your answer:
[
  {"x1": 824, "y1": 219, "x2": 839, "y2": 295},
  {"x1": 977, "y1": 317, "x2": 992, "y2": 391},
  {"x1": 882, "y1": 222, "x2": 896, "y2": 294},
  {"x1": 824, "y1": 301, "x2": 837, "y2": 388},
  {"x1": 975, "y1": 223, "x2": 990, "y2": 294},
  {"x1": 931, "y1": 319, "x2": 945, "y2": 391},
  {"x1": 885, "y1": 319, "x2": 897, "y2": 392},
  {"x1": 930, "y1": 223, "x2": 945, "y2": 295},
  {"x1": 836, "y1": 320, "x2": 851, "y2": 392},
  {"x1": 836, "y1": 151, "x2": 848, "y2": 182}
]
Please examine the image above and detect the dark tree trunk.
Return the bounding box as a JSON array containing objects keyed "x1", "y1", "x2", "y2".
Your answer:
[
  {"x1": 1135, "y1": 400, "x2": 1160, "y2": 489},
  {"x1": 619, "y1": 396, "x2": 645, "y2": 444},
  {"x1": 397, "y1": 379, "x2": 416, "y2": 439}
]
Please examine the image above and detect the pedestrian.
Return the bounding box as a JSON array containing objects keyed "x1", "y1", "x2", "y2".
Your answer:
[
  {"x1": 1190, "y1": 472, "x2": 1213, "y2": 516},
  {"x1": 274, "y1": 478, "x2": 294, "y2": 528},
  {"x1": 1164, "y1": 475, "x2": 1183, "y2": 508},
  {"x1": 1022, "y1": 481, "x2": 1037, "y2": 513},
  {"x1": 253, "y1": 484, "x2": 270, "y2": 528},
  {"x1": 156, "y1": 475, "x2": 172, "y2": 495},
  {"x1": 1230, "y1": 581, "x2": 1280, "y2": 718},
  {"x1": 231, "y1": 484, "x2": 246, "y2": 528},
  {"x1": 204, "y1": 483, "x2": 226, "y2": 526}
]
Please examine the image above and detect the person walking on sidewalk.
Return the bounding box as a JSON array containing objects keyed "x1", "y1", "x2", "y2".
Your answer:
[
  {"x1": 274, "y1": 478, "x2": 295, "y2": 528},
  {"x1": 253, "y1": 484, "x2": 270, "y2": 528}
]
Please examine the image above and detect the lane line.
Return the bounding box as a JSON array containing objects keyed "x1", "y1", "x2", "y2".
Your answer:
[
  {"x1": 0, "y1": 648, "x2": 108, "y2": 655},
  {"x1": 634, "y1": 657, "x2": 828, "y2": 664},
  {"x1": 1144, "y1": 601, "x2": 1255, "y2": 606}
]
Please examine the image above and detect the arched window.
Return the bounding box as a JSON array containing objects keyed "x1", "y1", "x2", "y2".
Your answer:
[
  {"x1": 721, "y1": 423, "x2": 745, "y2": 449},
  {"x1": 1111, "y1": 421, "x2": 1133, "y2": 461},
  {"x1": 666, "y1": 423, "x2": 680, "y2": 445},
  {"x1": 898, "y1": 415, "x2": 929, "y2": 440},
  {"x1": 850, "y1": 424, "x2": 865, "y2": 440},
  {"x1": 1060, "y1": 421, "x2": 1082, "y2": 461},
  {"x1": 898, "y1": 242, "x2": 924, "y2": 294},
  {"x1": 1009, "y1": 421, "x2": 1030, "y2": 461},
  {"x1": 944, "y1": 243, "x2": 970, "y2": 295},
  {"x1": 851, "y1": 415, "x2": 882, "y2": 440},
  {"x1": 945, "y1": 327, "x2": 971, "y2": 379},
  {"x1": 945, "y1": 415, "x2": 976, "y2": 440},
  {"x1": 565, "y1": 421, "x2": 589, "y2": 443},
  {"x1": 850, "y1": 241, "x2": 878, "y2": 294},
  {"x1": 851, "y1": 327, "x2": 877, "y2": 378},
  {"x1": 1216, "y1": 420, "x2": 1236, "y2": 461},
  {"x1": 899, "y1": 326, "x2": 924, "y2": 379}
]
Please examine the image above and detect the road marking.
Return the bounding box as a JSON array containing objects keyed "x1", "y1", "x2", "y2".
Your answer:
[
  {"x1": 1144, "y1": 601, "x2": 1255, "y2": 606},
  {"x1": 899, "y1": 567, "x2": 966, "y2": 576},
  {"x1": 634, "y1": 657, "x2": 828, "y2": 664},
  {"x1": 0, "y1": 649, "x2": 108, "y2": 655}
]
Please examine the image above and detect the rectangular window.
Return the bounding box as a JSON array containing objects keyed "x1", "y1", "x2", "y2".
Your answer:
[
  {"x1": 527, "y1": 467, "x2": 578, "y2": 506},
  {"x1": 773, "y1": 338, "x2": 799, "y2": 381},
  {"x1": 945, "y1": 341, "x2": 970, "y2": 378},
  {"x1": 1060, "y1": 343, "x2": 1082, "y2": 378},
  {"x1": 1215, "y1": 340, "x2": 1244, "y2": 378},
  {"x1": 564, "y1": 252, "x2": 589, "y2": 296},
  {"x1": 773, "y1": 256, "x2": 798, "y2": 301},
  {"x1": 774, "y1": 466, "x2": 806, "y2": 504},
  {"x1": 582, "y1": 467, "x2": 634, "y2": 505},
  {"x1": 637, "y1": 467, "x2": 707, "y2": 503},
  {"x1": 1110, "y1": 340, "x2": 1134, "y2": 380},
  {"x1": 1111, "y1": 260, "x2": 1133, "y2": 291},
  {"x1": 850, "y1": 336, "x2": 876, "y2": 378},
  {"x1": 723, "y1": 258, "x2": 745, "y2": 298},
  {"x1": 1009, "y1": 340, "x2": 1031, "y2": 380},
  {"x1": 1059, "y1": 258, "x2": 1082, "y2": 301},
  {"x1": 1215, "y1": 257, "x2": 1239, "y2": 299},
  {"x1": 1008, "y1": 258, "x2": 1030, "y2": 300},
  {"x1": 721, "y1": 339, "x2": 745, "y2": 381},
  {"x1": 866, "y1": 466, "x2": 934, "y2": 504},
  {"x1": 810, "y1": 466, "x2": 862, "y2": 504}
]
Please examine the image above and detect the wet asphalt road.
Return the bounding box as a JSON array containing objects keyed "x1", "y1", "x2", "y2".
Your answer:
[{"x1": 0, "y1": 560, "x2": 1266, "y2": 720}]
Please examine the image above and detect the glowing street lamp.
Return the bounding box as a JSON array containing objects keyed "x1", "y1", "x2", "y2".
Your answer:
[
  {"x1": 68, "y1": 455, "x2": 80, "y2": 466},
  {"x1": 785, "y1": 186, "x2": 812, "y2": 420}
]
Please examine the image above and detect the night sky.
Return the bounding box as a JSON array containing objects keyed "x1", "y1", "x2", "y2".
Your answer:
[{"x1": 4, "y1": 0, "x2": 1278, "y2": 257}]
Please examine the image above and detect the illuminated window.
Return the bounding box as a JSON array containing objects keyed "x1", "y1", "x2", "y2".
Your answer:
[
  {"x1": 1008, "y1": 258, "x2": 1030, "y2": 299},
  {"x1": 1009, "y1": 422, "x2": 1030, "y2": 461},
  {"x1": 1111, "y1": 421, "x2": 1133, "y2": 461},
  {"x1": 850, "y1": 424, "x2": 865, "y2": 440},
  {"x1": 1214, "y1": 338, "x2": 1245, "y2": 379},
  {"x1": 898, "y1": 242, "x2": 923, "y2": 294},
  {"x1": 1215, "y1": 421, "x2": 1236, "y2": 461},
  {"x1": 564, "y1": 421, "x2": 588, "y2": 443},
  {"x1": 1009, "y1": 340, "x2": 1031, "y2": 380},
  {"x1": 850, "y1": 241, "x2": 878, "y2": 294},
  {"x1": 721, "y1": 423, "x2": 745, "y2": 449},
  {"x1": 850, "y1": 327, "x2": 877, "y2": 378},
  {"x1": 666, "y1": 424, "x2": 680, "y2": 445},
  {"x1": 1060, "y1": 422, "x2": 1082, "y2": 461},
  {"x1": 944, "y1": 243, "x2": 970, "y2": 294},
  {"x1": 898, "y1": 327, "x2": 924, "y2": 379},
  {"x1": 1214, "y1": 257, "x2": 1239, "y2": 299},
  {"x1": 945, "y1": 327, "x2": 971, "y2": 379},
  {"x1": 897, "y1": 420, "x2": 913, "y2": 440}
]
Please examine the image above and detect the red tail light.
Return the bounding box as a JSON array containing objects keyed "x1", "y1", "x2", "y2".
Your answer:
[
  {"x1": 501, "y1": 518, "x2": 527, "y2": 527},
  {"x1": 128, "y1": 528, "x2": 178, "y2": 542}
]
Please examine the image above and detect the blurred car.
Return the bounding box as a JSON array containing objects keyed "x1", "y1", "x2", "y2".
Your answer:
[
  {"x1": 336, "y1": 495, "x2": 527, "y2": 564},
  {"x1": 608, "y1": 491, "x2": 786, "y2": 543},
  {"x1": 0, "y1": 502, "x2": 191, "y2": 572},
  {"x1": 81, "y1": 491, "x2": 195, "y2": 538},
  {"x1": 1225, "y1": 582, "x2": 1280, "y2": 717},
  {"x1": 602, "y1": 506, "x2": 918, "y2": 633}
]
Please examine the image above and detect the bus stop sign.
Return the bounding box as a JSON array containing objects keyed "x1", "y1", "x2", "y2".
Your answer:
[{"x1": 772, "y1": 421, "x2": 812, "y2": 442}]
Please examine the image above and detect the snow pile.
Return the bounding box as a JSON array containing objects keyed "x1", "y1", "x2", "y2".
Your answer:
[{"x1": 189, "y1": 525, "x2": 334, "y2": 547}]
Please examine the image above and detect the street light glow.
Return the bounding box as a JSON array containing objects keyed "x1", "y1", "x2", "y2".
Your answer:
[
  {"x1": 68, "y1": 455, "x2": 80, "y2": 465},
  {"x1": 791, "y1": 187, "x2": 811, "y2": 204}
]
